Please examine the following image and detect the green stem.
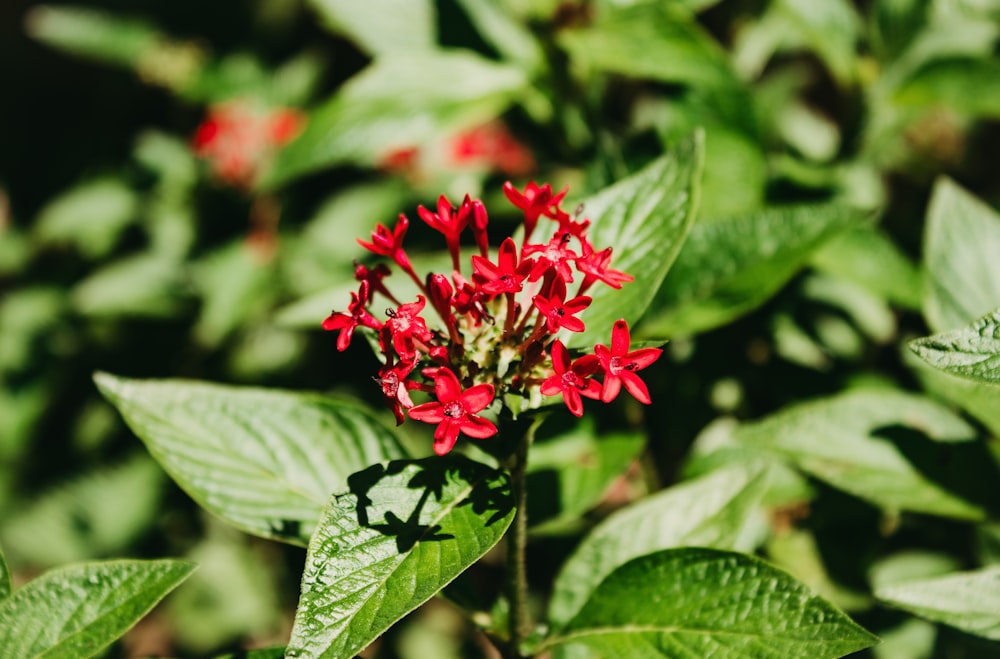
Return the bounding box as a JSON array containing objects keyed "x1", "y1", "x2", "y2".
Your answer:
[{"x1": 503, "y1": 419, "x2": 537, "y2": 659}]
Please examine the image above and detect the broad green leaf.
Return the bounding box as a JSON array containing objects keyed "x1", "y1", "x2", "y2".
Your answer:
[
  {"x1": 71, "y1": 253, "x2": 187, "y2": 318},
  {"x1": 557, "y1": 3, "x2": 735, "y2": 88},
  {"x1": 732, "y1": 388, "x2": 986, "y2": 519},
  {"x1": 32, "y1": 178, "x2": 138, "y2": 260},
  {"x1": 907, "y1": 347, "x2": 1000, "y2": 438},
  {"x1": 0, "y1": 454, "x2": 164, "y2": 567},
  {"x1": 811, "y1": 224, "x2": 923, "y2": 310},
  {"x1": 544, "y1": 548, "x2": 878, "y2": 658},
  {"x1": 869, "y1": 551, "x2": 963, "y2": 590},
  {"x1": 0, "y1": 559, "x2": 195, "y2": 659},
  {"x1": 94, "y1": 373, "x2": 407, "y2": 545},
  {"x1": 910, "y1": 307, "x2": 1000, "y2": 384},
  {"x1": 26, "y1": 5, "x2": 160, "y2": 67},
  {"x1": 0, "y1": 286, "x2": 65, "y2": 375},
  {"x1": 772, "y1": 0, "x2": 860, "y2": 83},
  {"x1": 307, "y1": 0, "x2": 435, "y2": 56},
  {"x1": 0, "y1": 545, "x2": 10, "y2": 601},
  {"x1": 641, "y1": 203, "x2": 864, "y2": 338},
  {"x1": 567, "y1": 131, "x2": 703, "y2": 349},
  {"x1": 263, "y1": 50, "x2": 527, "y2": 188},
  {"x1": 526, "y1": 416, "x2": 645, "y2": 533},
  {"x1": 924, "y1": 177, "x2": 1000, "y2": 332},
  {"x1": 876, "y1": 566, "x2": 1000, "y2": 640},
  {"x1": 767, "y1": 529, "x2": 869, "y2": 612},
  {"x1": 214, "y1": 648, "x2": 285, "y2": 659},
  {"x1": 872, "y1": 618, "x2": 936, "y2": 659},
  {"x1": 549, "y1": 463, "x2": 769, "y2": 627},
  {"x1": 284, "y1": 456, "x2": 514, "y2": 659},
  {"x1": 895, "y1": 58, "x2": 1000, "y2": 118}
]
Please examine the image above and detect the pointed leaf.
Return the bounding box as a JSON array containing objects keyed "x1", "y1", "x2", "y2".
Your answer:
[
  {"x1": 642, "y1": 203, "x2": 865, "y2": 337},
  {"x1": 895, "y1": 58, "x2": 1000, "y2": 118},
  {"x1": 307, "y1": 0, "x2": 435, "y2": 56},
  {"x1": 94, "y1": 373, "x2": 406, "y2": 545},
  {"x1": 0, "y1": 559, "x2": 195, "y2": 659},
  {"x1": 567, "y1": 131, "x2": 704, "y2": 349},
  {"x1": 549, "y1": 463, "x2": 769, "y2": 627},
  {"x1": 263, "y1": 50, "x2": 527, "y2": 188},
  {"x1": 545, "y1": 548, "x2": 878, "y2": 658},
  {"x1": 924, "y1": 177, "x2": 1000, "y2": 332},
  {"x1": 284, "y1": 456, "x2": 514, "y2": 659},
  {"x1": 876, "y1": 566, "x2": 1000, "y2": 640},
  {"x1": 910, "y1": 307, "x2": 1000, "y2": 384},
  {"x1": 732, "y1": 388, "x2": 985, "y2": 519}
]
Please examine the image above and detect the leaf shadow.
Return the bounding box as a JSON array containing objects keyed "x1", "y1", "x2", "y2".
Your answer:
[
  {"x1": 347, "y1": 455, "x2": 514, "y2": 553},
  {"x1": 872, "y1": 424, "x2": 1000, "y2": 518}
]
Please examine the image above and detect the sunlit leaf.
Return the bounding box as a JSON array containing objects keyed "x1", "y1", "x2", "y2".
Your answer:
[
  {"x1": 285, "y1": 456, "x2": 514, "y2": 658},
  {"x1": 732, "y1": 388, "x2": 986, "y2": 519},
  {"x1": 924, "y1": 177, "x2": 1000, "y2": 332},
  {"x1": 264, "y1": 50, "x2": 527, "y2": 188},
  {"x1": 877, "y1": 567, "x2": 1000, "y2": 640},
  {"x1": 895, "y1": 58, "x2": 1000, "y2": 118},
  {"x1": 567, "y1": 131, "x2": 703, "y2": 348},
  {"x1": 32, "y1": 178, "x2": 138, "y2": 260},
  {"x1": 0, "y1": 559, "x2": 195, "y2": 659},
  {"x1": 307, "y1": 0, "x2": 435, "y2": 56},
  {"x1": 549, "y1": 463, "x2": 769, "y2": 627},
  {"x1": 910, "y1": 307, "x2": 1000, "y2": 384},
  {"x1": 641, "y1": 203, "x2": 864, "y2": 337},
  {"x1": 94, "y1": 373, "x2": 407, "y2": 545},
  {"x1": 544, "y1": 548, "x2": 878, "y2": 658}
]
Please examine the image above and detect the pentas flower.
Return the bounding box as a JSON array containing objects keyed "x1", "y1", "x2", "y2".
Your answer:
[
  {"x1": 325, "y1": 180, "x2": 661, "y2": 454},
  {"x1": 594, "y1": 319, "x2": 662, "y2": 404},
  {"x1": 408, "y1": 368, "x2": 497, "y2": 455},
  {"x1": 192, "y1": 101, "x2": 304, "y2": 188}
]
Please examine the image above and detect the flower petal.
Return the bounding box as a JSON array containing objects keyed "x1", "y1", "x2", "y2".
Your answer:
[
  {"x1": 433, "y1": 422, "x2": 461, "y2": 455},
  {"x1": 625, "y1": 347, "x2": 663, "y2": 370},
  {"x1": 550, "y1": 340, "x2": 571, "y2": 374},
  {"x1": 611, "y1": 319, "x2": 631, "y2": 355},
  {"x1": 621, "y1": 371, "x2": 652, "y2": 404},
  {"x1": 434, "y1": 368, "x2": 463, "y2": 402},
  {"x1": 601, "y1": 373, "x2": 622, "y2": 403},
  {"x1": 460, "y1": 414, "x2": 498, "y2": 439},
  {"x1": 408, "y1": 401, "x2": 445, "y2": 423},
  {"x1": 461, "y1": 383, "x2": 495, "y2": 413}
]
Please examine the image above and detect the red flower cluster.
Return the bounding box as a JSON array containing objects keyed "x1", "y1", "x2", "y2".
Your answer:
[
  {"x1": 323, "y1": 181, "x2": 661, "y2": 455},
  {"x1": 192, "y1": 101, "x2": 304, "y2": 187}
]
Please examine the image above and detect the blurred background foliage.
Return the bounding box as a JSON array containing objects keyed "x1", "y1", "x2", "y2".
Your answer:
[{"x1": 3, "y1": 0, "x2": 1000, "y2": 655}]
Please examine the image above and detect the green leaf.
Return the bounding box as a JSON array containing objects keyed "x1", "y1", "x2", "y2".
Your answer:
[
  {"x1": 544, "y1": 548, "x2": 878, "y2": 658},
  {"x1": 0, "y1": 559, "x2": 195, "y2": 659},
  {"x1": 895, "y1": 57, "x2": 1000, "y2": 118},
  {"x1": 549, "y1": 463, "x2": 769, "y2": 628},
  {"x1": 94, "y1": 373, "x2": 407, "y2": 545},
  {"x1": 0, "y1": 454, "x2": 164, "y2": 567},
  {"x1": 284, "y1": 456, "x2": 514, "y2": 659},
  {"x1": 910, "y1": 307, "x2": 1000, "y2": 384},
  {"x1": 526, "y1": 416, "x2": 645, "y2": 533},
  {"x1": 924, "y1": 177, "x2": 1000, "y2": 332},
  {"x1": 810, "y1": 224, "x2": 923, "y2": 310},
  {"x1": 26, "y1": 5, "x2": 160, "y2": 67},
  {"x1": 214, "y1": 648, "x2": 285, "y2": 659},
  {"x1": 771, "y1": 0, "x2": 860, "y2": 84},
  {"x1": 557, "y1": 3, "x2": 735, "y2": 88},
  {"x1": 876, "y1": 566, "x2": 1000, "y2": 640},
  {"x1": 71, "y1": 252, "x2": 187, "y2": 318},
  {"x1": 453, "y1": 0, "x2": 544, "y2": 72},
  {"x1": 641, "y1": 203, "x2": 864, "y2": 338},
  {"x1": 567, "y1": 131, "x2": 704, "y2": 349},
  {"x1": 731, "y1": 388, "x2": 986, "y2": 519},
  {"x1": 307, "y1": 0, "x2": 435, "y2": 56},
  {"x1": 907, "y1": 348, "x2": 1000, "y2": 439},
  {"x1": 0, "y1": 545, "x2": 10, "y2": 601},
  {"x1": 32, "y1": 178, "x2": 138, "y2": 260},
  {"x1": 263, "y1": 50, "x2": 527, "y2": 188}
]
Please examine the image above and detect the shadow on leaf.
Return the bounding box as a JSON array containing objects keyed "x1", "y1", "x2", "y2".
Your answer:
[{"x1": 347, "y1": 455, "x2": 514, "y2": 553}]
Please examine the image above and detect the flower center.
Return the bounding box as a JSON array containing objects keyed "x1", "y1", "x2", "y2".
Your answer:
[
  {"x1": 562, "y1": 371, "x2": 586, "y2": 390},
  {"x1": 443, "y1": 401, "x2": 465, "y2": 418}
]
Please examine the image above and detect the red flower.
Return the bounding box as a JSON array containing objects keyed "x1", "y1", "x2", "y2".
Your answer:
[
  {"x1": 354, "y1": 262, "x2": 397, "y2": 305},
  {"x1": 385, "y1": 296, "x2": 436, "y2": 361},
  {"x1": 471, "y1": 237, "x2": 534, "y2": 296},
  {"x1": 576, "y1": 243, "x2": 633, "y2": 293},
  {"x1": 358, "y1": 214, "x2": 413, "y2": 273},
  {"x1": 594, "y1": 319, "x2": 662, "y2": 404},
  {"x1": 540, "y1": 340, "x2": 601, "y2": 417},
  {"x1": 408, "y1": 368, "x2": 497, "y2": 455},
  {"x1": 503, "y1": 181, "x2": 567, "y2": 241},
  {"x1": 376, "y1": 357, "x2": 418, "y2": 426},
  {"x1": 532, "y1": 278, "x2": 591, "y2": 333},
  {"x1": 322, "y1": 281, "x2": 382, "y2": 351},
  {"x1": 524, "y1": 230, "x2": 579, "y2": 283},
  {"x1": 418, "y1": 194, "x2": 470, "y2": 270}
]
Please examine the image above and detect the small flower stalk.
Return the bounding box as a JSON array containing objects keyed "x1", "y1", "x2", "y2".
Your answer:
[{"x1": 323, "y1": 181, "x2": 661, "y2": 455}]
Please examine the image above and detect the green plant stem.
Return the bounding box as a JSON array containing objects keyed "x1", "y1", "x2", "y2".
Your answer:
[{"x1": 504, "y1": 427, "x2": 532, "y2": 658}]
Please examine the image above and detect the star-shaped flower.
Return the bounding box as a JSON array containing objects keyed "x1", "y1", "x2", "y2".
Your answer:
[
  {"x1": 408, "y1": 368, "x2": 497, "y2": 455},
  {"x1": 540, "y1": 340, "x2": 601, "y2": 417},
  {"x1": 594, "y1": 319, "x2": 662, "y2": 404}
]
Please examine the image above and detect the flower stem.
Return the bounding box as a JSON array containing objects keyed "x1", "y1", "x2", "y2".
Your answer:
[{"x1": 503, "y1": 418, "x2": 537, "y2": 659}]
